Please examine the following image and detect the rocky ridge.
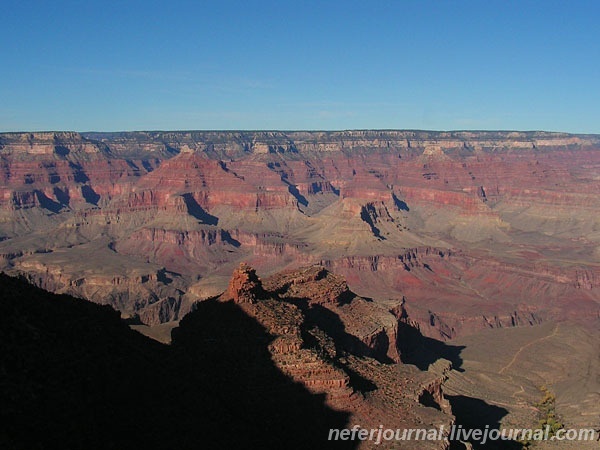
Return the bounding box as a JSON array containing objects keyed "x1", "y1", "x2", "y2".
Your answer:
[{"x1": 213, "y1": 263, "x2": 455, "y2": 448}]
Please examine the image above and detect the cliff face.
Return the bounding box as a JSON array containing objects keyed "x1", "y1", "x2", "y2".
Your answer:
[
  {"x1": 0, "y1": 130, "x2": 598, "y2": 333},
  {"x1": 210, "y1": 264, "x2": 455, "y2": 448}
]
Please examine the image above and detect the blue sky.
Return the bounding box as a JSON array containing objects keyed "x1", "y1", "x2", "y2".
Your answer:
[{"x1": 2, "y1": 0, "x2": 599, "y2": 132}]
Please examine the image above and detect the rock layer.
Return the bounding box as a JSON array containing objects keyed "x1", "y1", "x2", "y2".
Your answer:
[
  {"x1": 214, "y1": 264, "x2": 454, "y2": 448},
  {"x1": 0, "y1": 130, "x2": 598, "y2": 334}
]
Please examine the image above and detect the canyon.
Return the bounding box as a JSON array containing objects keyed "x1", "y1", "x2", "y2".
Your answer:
[
  {"x1": 1, "y1": 129, "x2": 599, "y2": 448},
  {"x1": 1, "y1": 130, "x2": 598, "y2": 332}
]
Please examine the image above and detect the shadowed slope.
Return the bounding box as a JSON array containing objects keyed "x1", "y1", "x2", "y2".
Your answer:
[{"x1": 0, "y1": 274, "x2": 354, "y2": 450}]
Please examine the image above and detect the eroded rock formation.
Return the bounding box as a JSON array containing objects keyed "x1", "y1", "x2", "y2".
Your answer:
[
  {"x1": 211, "y1": 264, "x2": 455, "y2": 448},
  {"x1": 223, "y1": 262, "x2": 266, "y2": 303},
  {"x1": 0, "y1": 129, "x2": 598, "y2": 337}
]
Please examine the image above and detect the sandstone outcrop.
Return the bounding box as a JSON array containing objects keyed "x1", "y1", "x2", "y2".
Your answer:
[
  {"x1": 222, "y1": 262, "x2": 266, "y2": 303},
  {"x1": 213, "y1": 264, "x2": 455, "y2": 449},
  {"x1": 263, "y1": 264, "x2": 351, "y2": 305}
]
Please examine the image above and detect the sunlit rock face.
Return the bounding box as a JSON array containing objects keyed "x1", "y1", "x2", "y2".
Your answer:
[{"x1": 0, "y1": 130, "x2": 598, "y2": 336}]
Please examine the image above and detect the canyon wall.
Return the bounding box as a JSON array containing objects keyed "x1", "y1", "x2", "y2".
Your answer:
[{"x1": 0, "y1": 130, "x2": 598, "y2": 338}]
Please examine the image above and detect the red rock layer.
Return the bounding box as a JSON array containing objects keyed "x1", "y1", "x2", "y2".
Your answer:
[{"x1": 0, "y1": 130, "x2": 598, "y2": 335}]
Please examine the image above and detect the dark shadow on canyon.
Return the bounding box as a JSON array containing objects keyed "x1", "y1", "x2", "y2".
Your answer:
[
  {"x1": 285, "y1": 182, "x2": 309, "y2": 207},
  {"x1": 292, "y1": 299, "x2": 394, "y2": 364},
  {"x1": 81, "y1": 185, "x2": 100, "y2": 205},
  {"x1": 446, "y1": 395, "x2": 522, "y2": 449},
  {"x1": 53, "y1": 186, "x2": 70, "y2": 206},
  {"x1": 0, "y1": 274, "x2": 354, "y2": 450},
  {"x1": 141, "y1": 159, "x2": 155, "y2": 172},
  {"x1": 359, "y1": 205, "x2": 384, "y2": 240},
  {"x1": 54, "y1": 145, "x2": 70, "y2": 157},
  {"x1": 34, "y1": 190, "x2": 64, "y2": 213},
  {"x1": 221, "y1": 229, "x2": 242, "y2": 247},
  {"x1": 396, "y1": 320, "x2": 465, "y2": 372},
  {"x1": 182, "y1": 193, "x2": 219, "y2": 225},
  {"x1": 392, "y1": 192, "x2": 410, "y2": 211},
  {"x1": 69, "y1": 162, "x2": 90, "y2": 183}
]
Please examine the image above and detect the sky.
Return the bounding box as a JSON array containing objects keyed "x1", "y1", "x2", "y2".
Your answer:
[{"x1": 1, "y1": 0, "x2": 599, "y2": 133}]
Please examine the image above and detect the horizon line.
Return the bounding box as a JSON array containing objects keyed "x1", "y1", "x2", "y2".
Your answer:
[{"x1": 1, "y1": 128, "x2": 599, "y2": 137}]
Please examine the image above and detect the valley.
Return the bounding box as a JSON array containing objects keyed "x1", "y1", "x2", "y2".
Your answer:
[{"x1": 1, "y1": 129, "x2": 599, "y2": 448}]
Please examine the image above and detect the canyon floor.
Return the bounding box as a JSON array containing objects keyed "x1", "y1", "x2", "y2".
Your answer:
[{"x1": 1, "y1": 130, "x2": 599, "y2": 448}]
